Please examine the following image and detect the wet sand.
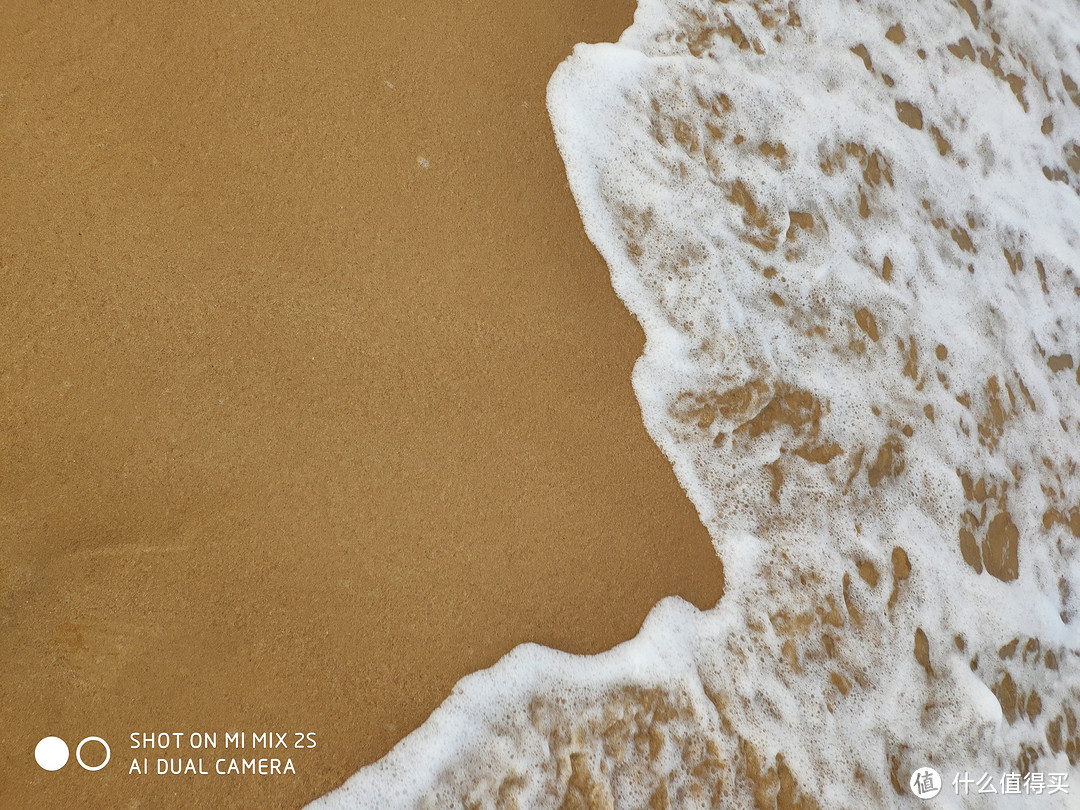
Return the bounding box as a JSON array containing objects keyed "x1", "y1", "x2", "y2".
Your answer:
[{"x1": 0, "y1": 1, "x2": 724, "y2": 807}]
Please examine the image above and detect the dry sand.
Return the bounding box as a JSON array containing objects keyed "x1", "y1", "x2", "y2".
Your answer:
[{"x1": 0, "y1": 1, "x2": 724, "y2": 807}]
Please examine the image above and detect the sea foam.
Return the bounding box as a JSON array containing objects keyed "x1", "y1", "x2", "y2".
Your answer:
[{"x1": 311, "y1": 0, "x2": 1080, "y2": 806}]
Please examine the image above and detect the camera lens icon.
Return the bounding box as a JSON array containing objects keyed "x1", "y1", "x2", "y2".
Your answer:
[{"x1": 35, "y1": 736, "x2": 111, "y2": 771}]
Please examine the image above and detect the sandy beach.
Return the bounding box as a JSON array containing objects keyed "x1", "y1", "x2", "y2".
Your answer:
[{"x1": 0, "y1": 1, "x2": 725, "y2": 807}]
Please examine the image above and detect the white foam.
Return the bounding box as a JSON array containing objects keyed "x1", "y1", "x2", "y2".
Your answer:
[{"x1": 313, "y1": 1, "x2": 1080, "y2": 806}]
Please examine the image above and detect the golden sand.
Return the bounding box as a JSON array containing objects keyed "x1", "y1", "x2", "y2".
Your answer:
[{"x1": 0, "y1": 1, "x2": 723, "y2": 806}]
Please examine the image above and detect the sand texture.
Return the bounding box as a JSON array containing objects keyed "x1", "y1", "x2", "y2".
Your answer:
[{"x1": 0, "y1": 1, "x2": 724, "y2": 807}]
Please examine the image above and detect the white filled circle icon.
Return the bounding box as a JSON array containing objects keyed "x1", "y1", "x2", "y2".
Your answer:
[
  {"x1": 910, "y1": 766, "x2": 942, "y2": 799},
  {"x1": 35, "y1": 737, "x2": 69, "y2": 771}
]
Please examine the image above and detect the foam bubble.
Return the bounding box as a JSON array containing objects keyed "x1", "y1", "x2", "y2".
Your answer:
[{"x1": 312, "y1": 1, "x2": 1080, "y2": 806}]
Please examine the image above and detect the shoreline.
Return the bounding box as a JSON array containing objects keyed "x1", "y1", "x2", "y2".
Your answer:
[{"x1": 0, "y1": 1, "x2": 724, "y2": 807}]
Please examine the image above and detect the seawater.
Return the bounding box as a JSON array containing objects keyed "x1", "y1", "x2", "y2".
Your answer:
[{"x1": 311, "y1": 0, "x2": 1080, "y2": 806}]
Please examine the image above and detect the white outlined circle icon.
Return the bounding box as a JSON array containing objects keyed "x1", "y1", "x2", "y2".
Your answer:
[
  {"x1": 35, "y1": 737, "x2": 69, "y2": 771},
  {"x1": 910, "y1": 766, "x2": 942, "y2": 799},
  {"x1": 75, "y1": 737, "x2": 111, "y2": 771}
]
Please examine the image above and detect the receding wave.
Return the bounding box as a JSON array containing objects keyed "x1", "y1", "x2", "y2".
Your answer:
[{"x1": 311, "y1": 0, "x2": 1080, "y2": 806}]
